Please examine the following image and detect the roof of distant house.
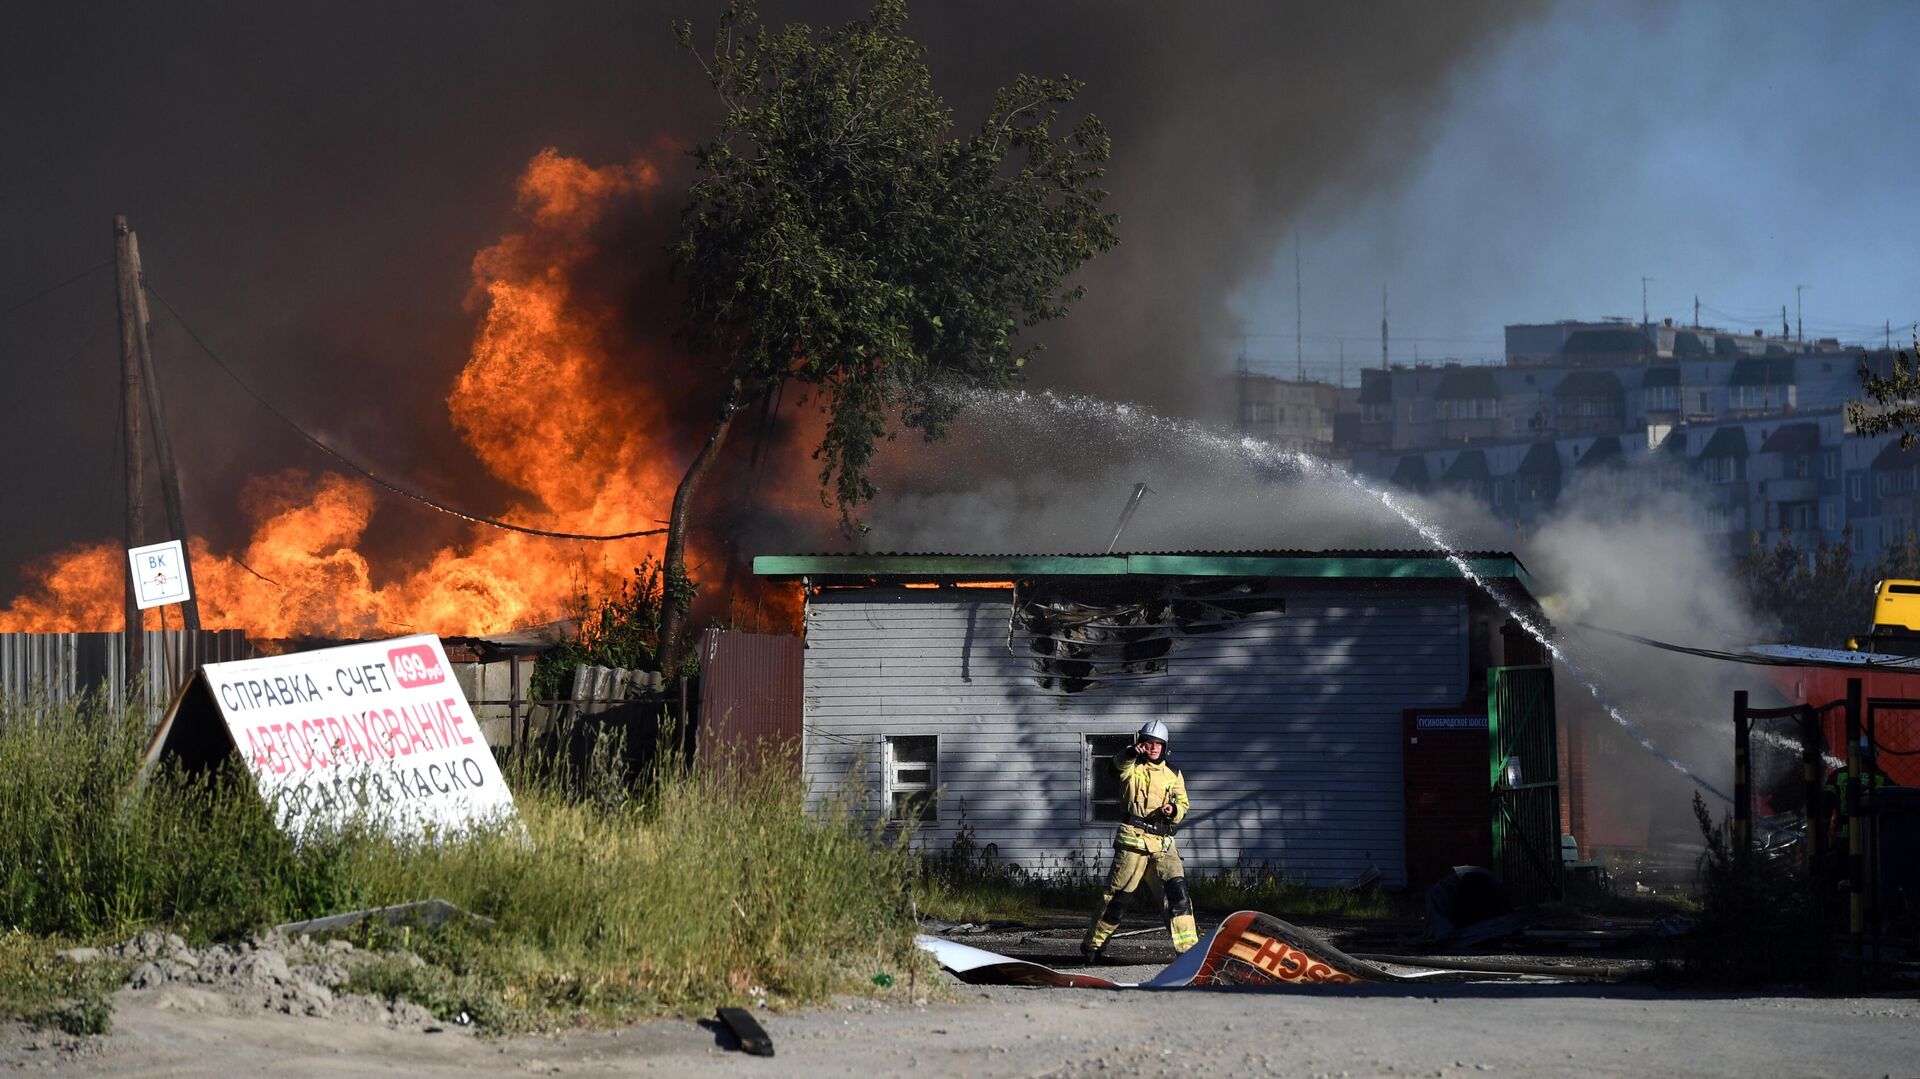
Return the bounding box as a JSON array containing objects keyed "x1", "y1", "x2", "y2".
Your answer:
[
  {"x1": 1391, "y1": 453, "x2": 1432, "y2": 490},
  {"x1": 1517, "y1": 441, "x2": 1562, "y2": 477},
  {"x1": 1554, "y1": 369, "x2": 1625, "y2": 398},
  {"x1": 1759, "y1": 422, "x2": 1820, "y2": 455},
  {"x1": 1700, "y1": 425, "x2": 1750, "y2": 458},
  {"x1": 1436, "y1": 366, "x2": 1499, "y2": 400},
  {"x1": 1577, "y1": 435, "x2": 1623, "y2": 468},
  {"x1": 1441, "y1": 449, "x2": 1491, "y2": 484},
  {"x1": 1728, "y1": 357, "x2": 1796, "y2": 387},
  {"x1": 1560, "y1": 328, "x2": 1652, "y2": 358}
]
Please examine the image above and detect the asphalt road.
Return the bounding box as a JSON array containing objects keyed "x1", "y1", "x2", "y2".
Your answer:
[{"x1": 7, "y1": 970, "x2": 1918, "y2": 1077}]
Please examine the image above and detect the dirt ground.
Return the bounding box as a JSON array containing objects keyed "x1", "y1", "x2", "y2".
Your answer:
[{"x1": 6, "y1": 922, "x2": 1917, "y2": 1077}]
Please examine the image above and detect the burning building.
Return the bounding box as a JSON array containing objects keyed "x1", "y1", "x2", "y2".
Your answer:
[{"x1": 756, "y1": 549, "x2": 1565, "y2": 896}]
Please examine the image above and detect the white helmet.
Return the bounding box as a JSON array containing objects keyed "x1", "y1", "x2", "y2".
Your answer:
[{"x1": 1137, "y1": 719, "x2": 1170, "y2": 747}]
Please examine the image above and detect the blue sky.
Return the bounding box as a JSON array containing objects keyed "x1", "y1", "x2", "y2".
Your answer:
[{"x1": 1232, "y1": 1, "x2": 1920, "y2": 380}]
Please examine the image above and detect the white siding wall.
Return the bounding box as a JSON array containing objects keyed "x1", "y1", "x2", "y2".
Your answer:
[{"x1": 802, "y1": 583, "x2": 1468, "y2": 886}]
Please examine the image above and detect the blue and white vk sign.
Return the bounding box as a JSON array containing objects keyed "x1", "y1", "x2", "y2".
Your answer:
[{"x1": 127, "y1": 539, "x2": 191, "y2": 610}]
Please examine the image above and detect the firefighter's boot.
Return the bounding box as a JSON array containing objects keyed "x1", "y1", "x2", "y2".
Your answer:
[{"x1": 1165, "y1": 876, "x2": 1199, "y2": 954}]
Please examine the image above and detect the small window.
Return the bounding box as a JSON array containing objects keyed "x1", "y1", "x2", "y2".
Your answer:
[
  {"x1": 886, "y1": 736, "x2": 937, "y2": 822},
  {"x1": 1086, "y1": 734, "x2": 1132, "y2": 822}
]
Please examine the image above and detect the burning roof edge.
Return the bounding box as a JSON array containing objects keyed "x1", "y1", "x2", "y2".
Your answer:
[{"x1": 753, "y1": 550, "x2": 1534, "y2": 596}]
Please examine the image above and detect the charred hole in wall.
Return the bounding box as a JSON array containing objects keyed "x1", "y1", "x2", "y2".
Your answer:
[{"x1": 1015, "y1": 577, "x2": 1288, "y2": 692}]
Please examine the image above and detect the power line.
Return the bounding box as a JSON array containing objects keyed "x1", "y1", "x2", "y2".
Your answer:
[
  {"x1": 0, "y1": 260, "x2": 112, "y2": 322},
  {"x1": 146, "y1": 285, "x2": 668, "y2": 543}
]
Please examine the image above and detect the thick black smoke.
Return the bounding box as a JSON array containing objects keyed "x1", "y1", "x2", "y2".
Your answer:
[{"x1": 0, "y1": 1, "x2": 1542, "y2": 583}]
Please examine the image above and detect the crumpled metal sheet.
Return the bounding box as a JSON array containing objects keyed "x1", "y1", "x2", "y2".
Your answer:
[{"x1": 919, "y1": 910, "x2": 1413, "y2": 989}]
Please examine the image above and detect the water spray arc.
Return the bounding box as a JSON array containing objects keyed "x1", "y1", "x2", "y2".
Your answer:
[{"x1": 947, "y1": 387, "x2": 1745, "y2": 808}]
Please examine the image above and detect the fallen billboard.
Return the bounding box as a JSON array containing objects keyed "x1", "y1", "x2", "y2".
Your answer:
[
  {"x1": 140, "y1": 633, "x2": 518, "y2": 839},
  {"x1": 921, "y1": 911, "x2": 1423, "y2": 990}
]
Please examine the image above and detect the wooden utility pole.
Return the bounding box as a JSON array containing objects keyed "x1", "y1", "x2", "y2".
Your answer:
[
  {"x1": 114, "y1": 216, "x2": 147, "y2": 686},
  {"x1": 127, "y1": 231, "x2": 201, "y2": 633}
]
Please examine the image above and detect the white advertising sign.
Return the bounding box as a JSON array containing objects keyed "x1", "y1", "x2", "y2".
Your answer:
[
  {"x1": 184, "y1": 634, "x2": 518, "y2": 838},
  {"x1": 128, "y1": 539, "x2": 191, "y2": 610}
]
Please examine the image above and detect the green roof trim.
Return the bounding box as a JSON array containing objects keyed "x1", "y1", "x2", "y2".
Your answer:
[{"x1": 753, "y1": 552, "x2": 1534, "y2": 593}]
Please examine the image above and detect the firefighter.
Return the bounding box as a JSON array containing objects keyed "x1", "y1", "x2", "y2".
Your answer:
[
  {"x1": 1081, "y1": 719, "x2": 1198, "y2": 962},
  {"x1": 1822, "y1": 755, "x2": 1889, "y2": 893}
]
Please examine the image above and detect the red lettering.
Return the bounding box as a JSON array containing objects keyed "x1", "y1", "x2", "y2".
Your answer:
[
  {"x1": 406, "y1": 708, "x2": 432, "y2": 754},
  {"x1": 443, "y1": 698, "x2": 475, "y2": 745},
  {"x1": 352, "y1": 710, "x2": 390, "y2": 758},
  {"x1": 382, "y1": 708, "x2": 410, "y2": 756},
  {"x1": 299, "y1": 718, "x2": 331, "y2": 769},
  {"x1": 248, "y1": 726, "x2": 285, "y2": 774}
]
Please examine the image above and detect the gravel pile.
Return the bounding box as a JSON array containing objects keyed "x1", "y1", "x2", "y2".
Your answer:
[{"x1": 60, "y1": 930, "x2": 449, "y2": 1030}]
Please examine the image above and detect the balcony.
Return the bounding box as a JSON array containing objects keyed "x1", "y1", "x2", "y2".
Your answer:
[{"x1": 1766, "y1": 478, "x2": 1818, "y2": 503}]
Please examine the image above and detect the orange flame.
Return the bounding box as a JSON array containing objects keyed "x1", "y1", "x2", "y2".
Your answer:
[{"x1": 0, "y1": 149, "x2": 795, "y2": 639}]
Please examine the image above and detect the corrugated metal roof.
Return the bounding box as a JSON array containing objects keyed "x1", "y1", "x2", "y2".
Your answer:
[{"x1": 753, "y1": 550, "x2": 1535, "y2": 595}]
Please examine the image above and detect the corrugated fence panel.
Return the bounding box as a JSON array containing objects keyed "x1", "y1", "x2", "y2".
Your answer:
[
  {"x1": 697, "y1": 629, "x2": 803, "y2": 771},
  {"x1": 0, "y1": 630, "x2": 252, "y2": 721},
  {"x1": 803, "y1": 585, "x2": 1466, "y2": 885}
]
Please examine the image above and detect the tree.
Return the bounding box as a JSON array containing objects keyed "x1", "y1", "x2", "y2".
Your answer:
[
  {"x1": 1737, "y1": 529, "x2": 1871, "y2": 648},
  {"x1": 1847, "y1": 328, "x2": 1920, "y2": 446},
  {"x1": 658, "y1": 0, "x2": 1119, "y2": 674}
]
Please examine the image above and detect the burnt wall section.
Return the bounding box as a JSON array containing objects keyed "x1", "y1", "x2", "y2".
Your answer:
[
  {"x1": 1018, "y1": 578, "x2": 1288, "y2": 692},
  {"x1": 801, "y1": 579, "x2": 1470, "y2": 887}
]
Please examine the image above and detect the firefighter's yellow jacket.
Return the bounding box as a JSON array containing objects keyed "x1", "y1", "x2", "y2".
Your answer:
[{"x1": 1110, "y1": 748, "x2": 1189, "y2": 854}]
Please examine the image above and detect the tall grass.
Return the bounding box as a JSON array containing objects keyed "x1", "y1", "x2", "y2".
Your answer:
[
  {"x1": 914, "y1": 823, "x2": 1402, "y2": 923},
  {"x1": 0, "y1": 694, "x2": 928, "y2": 1026}
]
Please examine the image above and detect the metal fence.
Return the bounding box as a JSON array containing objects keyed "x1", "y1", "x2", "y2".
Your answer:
[{"x1": 0, "y1": 630, "x2": 251, "y2": 719}]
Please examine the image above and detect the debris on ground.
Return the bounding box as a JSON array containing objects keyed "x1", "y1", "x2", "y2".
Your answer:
[{"x1": 61, "y1": 929, "x2": 446, "y2": 1030}]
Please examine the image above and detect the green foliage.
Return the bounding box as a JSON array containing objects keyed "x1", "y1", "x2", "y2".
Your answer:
[
  {"x1": 670, "y1": 0, "x2": 1118, "y2": 525},
  {"x1": 915, "y1": 824, "x2": 1398, "y2": 923},
  {"x1": 1681, "y1": 792, "x2": 1827, "y2": 984},
  {"x1": 0, "y1": 932, "x2": 126, "y2": 1035},
  {"x1": 0, "y1": 697, "x2": 930, "y2": 1029},
  {"x1": 1738, "y1": 527, "x2": 1920, "y2": 647},
  {"x1": 531, "y1": 559, "x2": 677, "y2": 699},
  {"x1": 1738, "y1": 529, "x2": 1874, "y2": 648},
  {"x1": 1848, "y1": 328, "x2": 1920, "y2": 447}
]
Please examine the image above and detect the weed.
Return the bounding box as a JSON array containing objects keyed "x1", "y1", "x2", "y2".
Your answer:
[
  {"x1": 1681, "y1": 792, "x2": 1828, "y2": 984},
  {"x1": 0, "y1": 931, "x2": 126, "y2": 1035},
  {"x1": 0, "y1": 695, "x2": 930, "y2": 1031}
]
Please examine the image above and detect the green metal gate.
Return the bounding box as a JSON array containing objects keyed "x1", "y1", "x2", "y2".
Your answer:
[{"x1": 1488, "y1": 664, "x2": 1562, "y2": 904}]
